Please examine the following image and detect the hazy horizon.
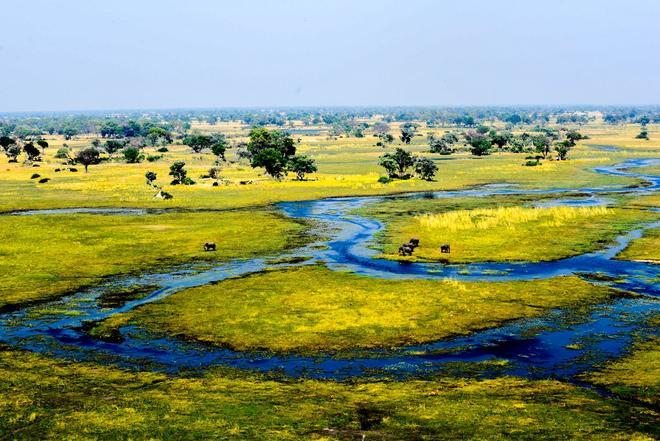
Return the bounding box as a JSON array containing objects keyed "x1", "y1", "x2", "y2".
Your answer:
[{"x1": 2, "y1": 0, "x2": 659, "y2": 112}]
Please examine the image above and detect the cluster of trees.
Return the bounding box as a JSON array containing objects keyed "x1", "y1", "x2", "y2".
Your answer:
[
  {"x1": 183, "y1": 133, "x2": 227, "y2": 162},
  {"x1": 379, "y1": 148, "x2": 437, "y2": 181},
  {"x1": 245, "y1": 128, "x2": 317, "y2": 180},
  {"x1": 425, "y1": 127, "x2": 587, "y2": 160},
  {"x1": 0, "y1": 136, "x2": 49, "y2": 163}
]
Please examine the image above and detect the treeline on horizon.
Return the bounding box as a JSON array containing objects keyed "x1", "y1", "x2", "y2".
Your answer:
[{"x1": 1, "y1": 105, "x2": 658, "y2": 140}]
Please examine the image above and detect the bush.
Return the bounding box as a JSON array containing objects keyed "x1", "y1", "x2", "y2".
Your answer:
[
  {"x1": 377, "y1": 176, "x2": 392, "y2": 184},
  {"x1": 30, "y1": 173, "x2": 40, "y2": 179},
  {"x1": 524, "y1": 159, "x2": 541, "y2": 166},
  {"x1": 38, "y1": 177, "x2": 50, "y2": 183},
  {"x1": 156, "y1": 147, "x2": 169, "y2": 152},
  {"x1": 54, "y1": 147, "x2": 70, "y2": 159},
  {"x1": 146, "y1": 154, "x2": 162, "y2": 162}
]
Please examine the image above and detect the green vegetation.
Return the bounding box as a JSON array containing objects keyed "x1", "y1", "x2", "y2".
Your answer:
[
  {"x1": 95, "y1": 266, "x2": 619, "y2": 353},
  {"x1": 1, "y1": 349, "x2": 656, "y2": 440},
  {"x1": 0, "y1": 113, "x2": 658, "y2": 439},
  {"x1": 617, "y1": 227, "x2": 660, "y2": 262},
  {"x1": 361, "y1": 198, "x2": 656, "y2": 263},
  {"x1": 586, "y1": 336, "x2": 660, "y2": 406},
  {"x1": 0, "y1": 210, "x2": 306, "y2": 309}
]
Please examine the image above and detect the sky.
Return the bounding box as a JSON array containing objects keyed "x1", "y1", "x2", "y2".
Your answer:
[{"x1": 1, "y1": 0, "x2": 659, "y2": 112}]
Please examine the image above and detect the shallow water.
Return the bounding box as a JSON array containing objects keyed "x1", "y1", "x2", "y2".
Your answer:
[{"x1": 0, "y1": 157, "x2": 658, "y2": 381}]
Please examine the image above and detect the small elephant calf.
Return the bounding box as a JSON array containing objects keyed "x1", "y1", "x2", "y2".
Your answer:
[
  {"x1": 440, "y1": 244, "x2": 451, "y2": 253},
  {"x1": 204, "y1": 242, "x2": 217, "y2": 251},
  {"x1": 409, "y1": 238, "x2": 420, "y2": 248}
]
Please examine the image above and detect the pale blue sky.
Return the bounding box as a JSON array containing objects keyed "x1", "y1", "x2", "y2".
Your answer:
[{"x1": 1, "y1": 0, "x2": 659, "y2": 111}]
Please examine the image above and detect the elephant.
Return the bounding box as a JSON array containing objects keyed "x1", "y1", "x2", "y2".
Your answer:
[
  {"x1": 409, "y1": 238, "x2": 420, "y2": 248},
  {"x1": 399, "y1": 243, "x2": 414, "y2": 256},
  {"x1": 204, "y1": 242, "x2": 217, "y2": 251},
  {"x1": 440, "y1": 244, "x2": 451, "y2": 253}
]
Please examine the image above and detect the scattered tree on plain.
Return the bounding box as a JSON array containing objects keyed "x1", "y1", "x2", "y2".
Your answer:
[
  {"x1": 399, "y1": 123, "x2": 418, "y2": 144},
  {"x1": 379, "y1": 148, "x2": 416, "y2": 179},
  {"x1": 75, "y1": 147, "x2": 101, "y2": 172},
  {"x1": 169, "y1": 161, "x2": 194, "y2": 185},
  {"x1": 123, "y1": 146, "x2": 144, "y2": 163},
  {"x1": 23, "y1": 142, "x2": 41, "y2": 162},
  {"x1": 288, "y1": 155, "x2": 317, "y2": 180},
  {"x1": 415, "y1": 157, "x2": 438, "y2": 181}
]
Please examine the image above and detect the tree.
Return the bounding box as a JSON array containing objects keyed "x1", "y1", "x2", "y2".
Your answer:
[
  {"x1": 375, "y1": 132, "x2": 395, "y2": 148},
  {"x1": 183, "y1": 134, "x2": 213, "y2": 153},
  {"x1": 23, "y1": 142, "x2": 41, "y2": 161},
  {"x1": 428, "y1": 135, "x2": 452, "y2": 155},
  {"x1": 146, "y1": 127, "x2": 173, "y2": 146},
  {"x1": 288, "y1": 155, "x2": 317, "y2": 180},
  {"x1": 145, "y1": 171, "x2": 157, "y2": 186},
  {"x1": 36, "y1": 140, "x2": 49, "y2": 152},
  {"x1": 415, "y1": 157, "x2": 437, "y2": 181},
  {"x1": 379, "y1": 148, "x2": 416, "y2": 179},
  {"x1": 75, "y1": 147, "x2": 101, "y2": 172},
  {"x1": 0, "y1": 136, "x2": 16, "y2": 151},
  {"x1": 555, "y1": 140, "x2": 572, "y2": 160},
  {"x1": 62, "y1": 127, "x2": 78, "y2": 140},
  {"x1": 400, "y1": 123, "x2": 417, "y2": 144},
  {"x1": 169, "y1": 161, "x2": 194, "y2": 185},
  {"x1": 105, "y1": 139, "x2": 126, "y2": 157},
  {"x1": 208, "y1": 166, "x2": 222, "y2": 181},
  {"x1": 123, "y1": 146, "x2": 144, "y2": 163},
  {"x1": 252, "y1": 148, "x2": 287, "y2": 179},
  {"x1": 247, "y1": 128, "x2": 296, "y2": 178},
  {"x1": 636, "y1": 129, "x2": 649, "y2": 140},
  {"x1": 490, "y1": 131, "x2": 512, "y2": 150},
  {"x1": 531, "y1": 134, "x2": 552, "y2": 158},
  {"x1": 465, "y1": 132, "x2": 491, "y2": 156},
  {"x1": 210, "y1": 133, "x2": 228, "y2": 162},
  {"x1": 5, "y1": 144, "x2": 21, "y2": 162},
  {"x1": 565, "y1": 130, "x2": 586, "y2": 144}
]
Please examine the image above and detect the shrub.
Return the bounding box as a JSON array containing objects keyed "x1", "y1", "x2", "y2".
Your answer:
[
  {"x1": 377, "y1": 176, "x2": 392, "y2": 184},
  {"x1": 30, "y1": 173, "x2": 40, "y2": 179}
]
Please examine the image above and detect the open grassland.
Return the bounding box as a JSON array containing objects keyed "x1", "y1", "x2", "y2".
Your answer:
[
  {"x1": 361, "y1": 198, "x2": 656, "y2": 263},
  {"x1": 0, "y1": 130, "x2": 651, "y2": 212},
  {"x1": 0, "y1": 349, "x2": 656, "y2": 440},
  {"x1": 618, "y1": 227, "x2": 660, "y2": 262},
  {"x1": 586, "y1": 334, "x2": 660, "y2": 406},
  {"x1": 0, "y1": 211, "x2": 306, "y2": 310},
  {"x1": 94, "y1": 266, "x2": 619, "y2": 353}
]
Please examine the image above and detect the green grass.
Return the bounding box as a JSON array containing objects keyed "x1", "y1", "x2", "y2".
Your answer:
[
  {"x1": 0, "y1": 348, "x2": 656, "y2": 440},
  {"x1": 95, "y1": 266, "x2": 619, "y2": 353},
  {"x1": 359, "y1": 197, "x2": 656, "y2": 263},
  {"x1": 0, "y1": 132, "x2": 648, "y2": 212},
  {"x1": 586, "y1": 335, "x2": 660, "y2": 406},
  {"x1": 0, "y1": 210, "x2": 307, "y2": 310},
  {"x1": 617, "y1": 227, "x2": 660, "y2": 262}
]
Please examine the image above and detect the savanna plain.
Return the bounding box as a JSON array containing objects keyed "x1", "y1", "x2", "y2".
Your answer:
[{"x1": 0, "y1": 109, "x2": 658, "y2": 440}]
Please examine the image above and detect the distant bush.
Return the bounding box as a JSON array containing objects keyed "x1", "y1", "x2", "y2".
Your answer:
[
  {"x1": 30, "y1": 173, "x2": 40, "y2": 179},
  {"x1": 157, "y1": 147, "x2": 169, "y2": 152},
  {"x1": 377, "y1": 176, "x2": 392, "y2": 184},
  {"x1": 54, "y1": 147, "x2": 70, "y2": 159},
  {"x1": 146, "y1": 154, "x2": 162, "y2": 162},
  {"x1": 38, "y1": 177, "x2": 50, "y2": 183}
]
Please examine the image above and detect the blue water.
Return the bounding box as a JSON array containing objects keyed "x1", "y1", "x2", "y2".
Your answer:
[{"x1": 0, "y1": 157, "x2": 658, "y2": 381}]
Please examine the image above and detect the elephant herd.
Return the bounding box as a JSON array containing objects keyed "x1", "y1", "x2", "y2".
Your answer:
[{"x1": 398, "y1": 238, "x2": 451, "y2": 256}]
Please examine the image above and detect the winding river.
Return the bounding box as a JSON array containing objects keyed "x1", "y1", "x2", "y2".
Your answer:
[{"x1": 0, "y1": 157, "x2": 658, "y2": 381}]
